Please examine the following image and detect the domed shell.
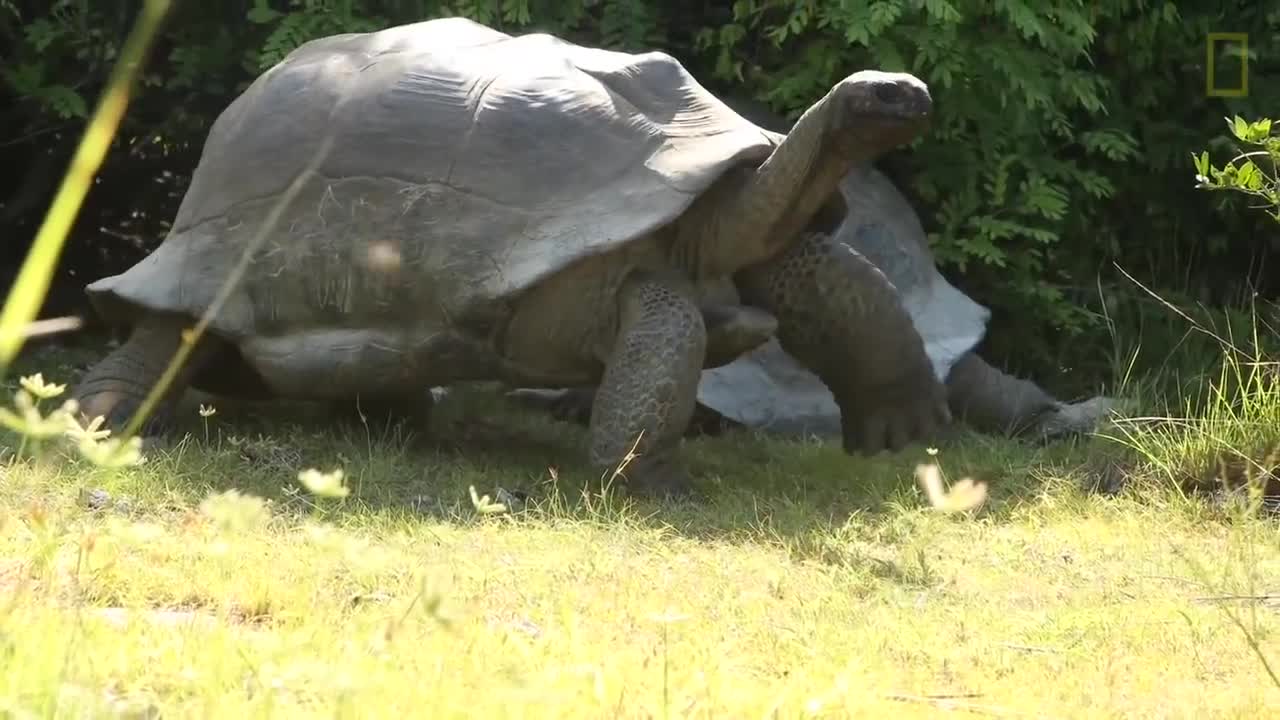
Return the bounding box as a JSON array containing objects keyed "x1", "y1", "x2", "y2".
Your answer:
[{"x1": 86, "y1": 17, "x2": 775, "y2": 345}]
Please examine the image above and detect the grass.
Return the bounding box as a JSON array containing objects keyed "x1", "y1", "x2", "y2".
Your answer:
[
  {"x1": 1, "y1": 7, "x2": 1277, "y2": 715},
  {"x1": 1, "y1": 343, "x2": 1278, "y2": 718}
]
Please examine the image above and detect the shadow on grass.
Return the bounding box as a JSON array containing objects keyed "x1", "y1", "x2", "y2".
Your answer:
[{"x1": 3, "y1": 334, "x2": 1127, "y2": 573}]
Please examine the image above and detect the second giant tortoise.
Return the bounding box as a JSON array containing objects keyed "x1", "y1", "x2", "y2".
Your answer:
[
  {"x1": 72, "y1": 18, "x2": 949, "y2": 495},
  {"x1": 512, "y1": 99, "x2": 1118, "y2": 441}
]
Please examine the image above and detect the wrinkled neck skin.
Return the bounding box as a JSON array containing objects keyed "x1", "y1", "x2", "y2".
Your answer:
[{"x1": 673, "y1": 96, "x2": 925, "y2": 280}]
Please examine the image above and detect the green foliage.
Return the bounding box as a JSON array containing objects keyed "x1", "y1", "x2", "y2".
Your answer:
[
  {"x1": 1, "y1": 1, "x2": 1277, "y2": 386},
  {"x1": 2, "y1": 1, "x2": 103, "y2": 122},
  {"x1": 250, "y1": 1, "x2": 387, "y2": 69},
  {"x1": 1194, "y1": 117, "x2": 1280, "y2": 225},
  {"x1": 685, "y1": 1, "x2": 1277, "y2": 377}
]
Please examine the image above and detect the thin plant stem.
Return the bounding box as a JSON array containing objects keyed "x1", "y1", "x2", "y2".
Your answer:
[{"x1": 0, "y1": 0, "x2": 173, "y2": 372}]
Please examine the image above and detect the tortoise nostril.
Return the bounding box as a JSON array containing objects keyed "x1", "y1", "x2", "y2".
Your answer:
[{"x1": 874, "y1": 82, "x2": 904, "y2": 104}]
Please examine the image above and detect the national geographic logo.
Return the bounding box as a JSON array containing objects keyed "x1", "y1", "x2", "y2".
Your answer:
[{"x1": 1206, "y1": 32, "x2": 1249, "y2": 98}]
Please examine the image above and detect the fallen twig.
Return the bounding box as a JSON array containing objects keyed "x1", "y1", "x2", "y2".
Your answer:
[
  {"x1": 1193, "y1": 594, "x2": 1280, "y2": 604},
  {"x1": 998, "y1": 642, "x2": 1062, "y2": 654},
  {"x1": 885, "y1": 692, "x2": 1034, "y2": 717},
  {"x1": 18, "y1": 316, "x2": 84, "y2": 340}
]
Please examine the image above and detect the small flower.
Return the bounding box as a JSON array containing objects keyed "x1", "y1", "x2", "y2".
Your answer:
[
  {"x1": 298, "y1": 468, "x2": 350, "y2": 499},
  {"x1": 199, "y1": 489, "x2": 270, "y2": 532},
  {"x1": 916, "y1": 463, "x2": 987, "y2": 514},
  {"x1": 198, "y1": 404, "x2": 217, "y2": 418},
  {"x1": 0, "y1": 391, "x2": 74, "y2": 439},
  {"x1": 77, "y1": 436, "x2": 145, "y2": 468},
  {"x1": 468, "y1": 485, "x2": 507, "y2": 515},
  {"x1": 19, "y1": 373, "x2": 66, "y2": 400},
  {"x1": 0, "y1": 404, "x2": 28, "y2": 434},
  {"x1": 66, "y1": 412, "x2": 112, "y2": 444},
  {"x1": 926, "y1": 446, "x2": 939, "y2": 456},
  {"x1": 647, "y1": 609, "x2": 690, "y2": 625}
]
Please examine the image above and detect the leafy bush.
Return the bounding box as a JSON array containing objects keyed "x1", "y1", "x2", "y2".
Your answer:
[
  {"x1": 2, "y1": 1, "x2": 1277, "y2": 388},
  {"x1": 1195, "y1": 117, "x2": 1280, "y2": 224}
]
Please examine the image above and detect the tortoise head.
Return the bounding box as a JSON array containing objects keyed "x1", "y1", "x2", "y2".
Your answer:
[
  {"x1": 828, "y1": 70, "x2": 932, "y2": 153},
  {"x1": 674, "y1": 70, "x2": 935, "y2": 275}
]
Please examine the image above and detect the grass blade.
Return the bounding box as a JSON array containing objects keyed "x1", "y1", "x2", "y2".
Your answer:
[{"x1": 0, "y1": 0, "x2": 173, "y2": 372}]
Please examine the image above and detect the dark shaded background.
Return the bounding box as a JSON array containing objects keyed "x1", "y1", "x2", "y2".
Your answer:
[{"x1": 2, "y1": 1, "x2": 1277, "y2": 397}]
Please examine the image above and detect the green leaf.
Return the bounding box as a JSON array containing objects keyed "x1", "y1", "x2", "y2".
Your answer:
[
  {"x1": 1230, "y1": 115, "x2": 1249, "y2": 141},
  {"x1": 1018, "y1": 177, "x2": 1069, "y2": 220},
  {"x1": 41, "y1": 85, "x2": 88, "y2": 119},
  {"x1": 1236, "y1": 161, "x2": 1262, "y2": 191},
  {"x1": 1, "y1": 62, "x2": 44, "y2": 95},
  {"x1": 1239, "y1": 118, "x2": 1274, "y2": 144},
  {"x1": 24, "y1": 18, "x2": 65, "y2": 52},
  {"x1": 869, "y1": 0, "x2": 904, "y2": 32},
  {"x1": 1079, "y1": 129, "x2": 1139, "y2": 160},
  {"x1": 923, "y1": 0, "x2": 962, "y2": 23},
  {"x1": 954, "y1": 232, "x2": 1008, "y2": 267},
  {"x1": 1192, "y1": 150, "x2": 1210, "y2": 176},
  {"x1": 870, "y1": 37, "x2": 907, "y2": 73},
  {"x1": 247, "y1": 5, "x2": 282, "y2": 24}
]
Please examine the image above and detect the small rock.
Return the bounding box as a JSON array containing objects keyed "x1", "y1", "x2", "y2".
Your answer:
[
  {"x1": 78, "y1": 487, "x2": 136, "y2": 515},
  {"x1": 508, "y1": 617, "x2": 542, "y2": 638},
  {"x1": 408, "y1": 494, "x2": 441, "y2": 515},
  {"x1": 493, "y1": 486, "x2": 528, "y2": 512},
  {"x1": 80, "y1": 488, "x2": 113, "y2": 512},
  {"x1": 227, "y1": 434, "x2": 303, "y2": 474},
  {"x1": 349, "y1": 591, "x2": 394, "y2": 606}
]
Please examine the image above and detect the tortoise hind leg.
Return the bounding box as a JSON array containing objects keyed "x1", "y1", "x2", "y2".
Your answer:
[
  {"x1": 588, "y1": 272, "x2": 706, "y2": 496},
  {"x1": 945, "y1": 352, "x2": 1058, "y2": 436},
  {"x1": 946, "y1": 352, "x2": 1116, "y2": 440},
  {"x1": 73, "y1": 314, "x2": 225, "y2": 436},
  {"x1": 735, "y1": 231, "x2": 950, "y2": 453},
  {"x1": 503, "y1": 386, "x2": 597, "y2": 426},
  {"x1": 700, "y1": 303, "x2": 777, "y2": 368}
]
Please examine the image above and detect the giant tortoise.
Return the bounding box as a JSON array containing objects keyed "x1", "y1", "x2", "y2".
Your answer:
[
  {"x1": 72, "y1": 18, "x2": 950, "y2": 495},
  {"x1": 511, "y1": 99, "x2": 1118, "y2": 441}
]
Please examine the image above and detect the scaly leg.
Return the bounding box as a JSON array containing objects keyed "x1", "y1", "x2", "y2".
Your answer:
[
  {"x1": 589, "y1": 273, "x2": 706, "y2": 496},
  {"x1": 944, "y1": 352, "x2": 1058, "y2": 436},
  {"x1": 72, "y1": 314, "x2": 223, "y2": 436},
  {"x1": 946, "y1": 352, "x2": 1115, "y2": 439},
  {"x1": 736, "y1": 232, "x2": 950, "y2": 453},
  {"x1": 507, "y1": 300, "x2": 770, "y2": 436}
]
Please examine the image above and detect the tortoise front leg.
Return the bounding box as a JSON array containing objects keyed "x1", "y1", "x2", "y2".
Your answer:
[
  {"x1": 72, "y1": 314, "x2": 223, "y2": 436},
  {"x1": 589, "y1": 272, "x2": 706, "y2": 496},
  {"x1": 507, "y1": 299, "x2": 770, "y2": 437},
  {"x1": 736, "y1": 231, "x2": 950, "y2": 453}
]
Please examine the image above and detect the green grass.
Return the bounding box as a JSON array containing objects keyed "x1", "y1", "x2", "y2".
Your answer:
[
  {"x1": 1, "y1": 343, "x2": 1278, "y2": 718},
  {"x1": 3, "y1": 8, "x2": 1277, "y2": 714}
]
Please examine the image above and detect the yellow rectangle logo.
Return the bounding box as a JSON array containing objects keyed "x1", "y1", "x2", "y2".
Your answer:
[{"x1": 1207, "y1": 32, "x2": 1249, "y2": 98}]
